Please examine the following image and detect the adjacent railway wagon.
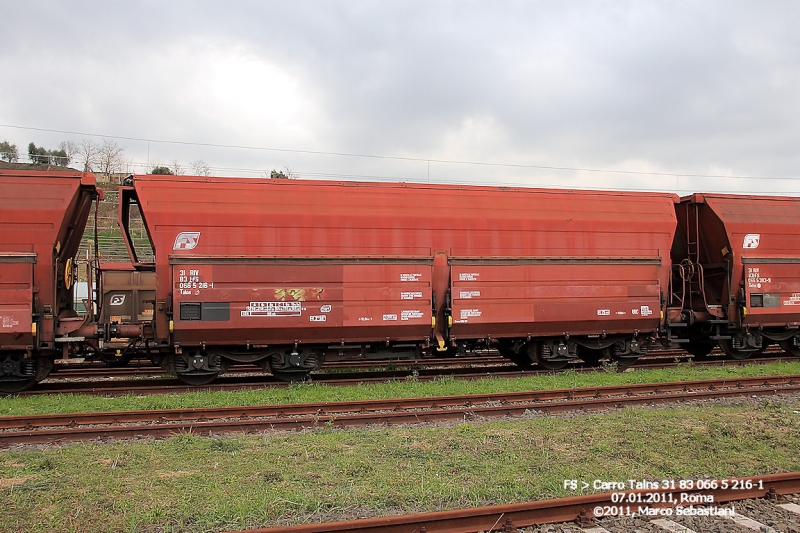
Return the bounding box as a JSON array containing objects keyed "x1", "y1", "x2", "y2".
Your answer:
[
  {"x1": 0, "y1": 170, "x2": 101, "y2": 391},
  {"x1": 115, "y1": 174, "x2": 679, "y2": 384},
  {"x1": 671, "y1": 193, "x2": 800, "y2": 359}
]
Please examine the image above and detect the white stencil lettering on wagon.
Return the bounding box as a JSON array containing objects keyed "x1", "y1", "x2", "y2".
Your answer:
[{"x1": 173, "y1": 232, "x2": 201, "y2": 250}]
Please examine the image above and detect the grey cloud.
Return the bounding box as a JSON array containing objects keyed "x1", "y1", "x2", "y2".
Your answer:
[{"x1": 2, "y1": 1, "x2": 800, "y2": 192}]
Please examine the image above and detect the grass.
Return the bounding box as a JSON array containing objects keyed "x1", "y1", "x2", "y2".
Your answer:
[
  {"x1": 0, "y1": 398, "x2": 798, "y2": 532},
  {"x1": 1, "y1": 360, "x2": 799, "y2": 417}
]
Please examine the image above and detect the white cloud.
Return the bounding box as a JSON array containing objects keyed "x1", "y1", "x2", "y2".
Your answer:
[{"x1": 2, "y1": 1, "x2": 800, "y2": 194}]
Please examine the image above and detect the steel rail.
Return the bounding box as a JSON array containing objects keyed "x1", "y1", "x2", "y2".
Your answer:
[
  {"x1": 22, "y1": 356, "x2": 798, "y2": 398},
  {"x1": 4, "y1": 374, "x2": 799, "y2": 429},
  {"x1": 227, "y1": 472, "x2": 800, "y2": 533},
  {"x1": 2, "y1": 375, "x2": 798, "y2": 446}
]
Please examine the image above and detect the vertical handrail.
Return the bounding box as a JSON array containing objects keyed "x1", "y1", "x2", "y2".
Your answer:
[{"x1": 669, "y1": 263, "x2": 686, "y2": 310}]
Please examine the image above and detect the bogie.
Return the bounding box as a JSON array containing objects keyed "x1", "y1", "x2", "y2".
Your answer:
[
  {"x1": 531, "y1": 340, "x2": 577, "y2": 370},
  {"x1": 0, "y1": 355, "x2": 52, "y2": 394},
  {"x1": 779, "y1": 336, "x2": 800, "y2": 357},
  {"x1": 718, "y1": 333, "x2": 763, "y2": 360}
]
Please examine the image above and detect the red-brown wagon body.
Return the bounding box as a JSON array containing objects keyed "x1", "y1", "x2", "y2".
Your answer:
[
  {"x1": 120, "y1": 175, "x2": 678, "y2": 378},
  {"x1": 674, "y1": 193, "x2": 800, "y2": 357},
  {"x1": 0, "y1": 170, "x2": 99, "y2": 389}
]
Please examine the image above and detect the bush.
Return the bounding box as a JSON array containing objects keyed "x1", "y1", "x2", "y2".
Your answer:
[
  {"x1": 27, "y1": 142, "x2": 69, "y2": 165},
  {"x1": 0, "y1": 140, "x2": 19, "y2": 163}
]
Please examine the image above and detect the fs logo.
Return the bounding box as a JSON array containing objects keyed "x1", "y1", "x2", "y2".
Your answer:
[
  {"x1": 743, "y1": 234, "x2": 760, "y2": 249},
  {"x1": 173, "y1": 232, "x2": 201, "y2": 250},
  {"x1": 109, "y1": 294, "x2": 126, "y2": 306}
]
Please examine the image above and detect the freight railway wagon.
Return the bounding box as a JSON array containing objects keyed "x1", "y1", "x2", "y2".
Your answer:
[
  {"x1": 113, "y1": 174, "x2": 679, "y2": 384},
  {"x1": 0, "y1": 170, "x2": 101, "y2": 392},
  {"x1": 670, "y1": 193, "x2": 800, "y2": 360}
]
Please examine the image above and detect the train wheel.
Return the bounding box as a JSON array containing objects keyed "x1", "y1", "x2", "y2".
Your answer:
[
  {"x1": 269, "y1": 367, "x2": 312, "y2": 382},
  {"x1": 532, "y1": 343, "x2": 570, "y2": 370},
  {"x1": 778, "y1": 337, "x2": 800, "y2": 357},
  {"x1": 752, "y1": 340, "x2": 770, "y2": 358},
  {"x1": 613, "y1": 355, "x2": 639, "y2": 367},
  {"x1": 717, "y1": 339, "x2": 753, "y2": 360},
  {"x1": 0, "y1": 378, "x2": 36, "y2": 393},
  {"x1": 267, "y1": 349, "x2": 323, "y2": 380},
  {"x1": 175, "y1": 372, "x2": 219, "y2": 386},
  {"x1": 498, "y1": 346, "x2": 533, "y2": 368},
  {"x1": 685, "y1": 341, "x2": 714, "y2": 359},
  {"x1": 579, "y1": 348, "x2": 604, "y2": 366},
  {"x1": 172, "y1": 352, "x2": 225, "y2": 386},
  {"x1": 0, "y1": 355, "x2": 51, "y2": 393},
  {"x1": 601, "y1": 346, "x2": 639, "y2": 367}
]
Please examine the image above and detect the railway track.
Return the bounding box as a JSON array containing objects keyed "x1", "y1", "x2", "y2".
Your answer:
[
  {"x1": 223, "y1": 472, "x2": 800, "y2": 533},
  {"x1": 20, "y1": 354, "x2": 797, "y2": 397},
  {"x1": 2, "y1": 374, "x2": 798, "y2": 447},
  {"x1": 42, "y1": 345, "x2": 792, "y2": 381},
  {"x1": 45, "y1": 355, "x2": 514, "y2": 379}
]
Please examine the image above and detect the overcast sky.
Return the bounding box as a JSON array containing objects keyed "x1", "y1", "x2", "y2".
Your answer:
[{"x1": 2, "y1": 1, "x2": 800, "y2": 194}]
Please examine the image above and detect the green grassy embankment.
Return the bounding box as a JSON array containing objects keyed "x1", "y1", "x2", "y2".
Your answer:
[
  {"x1": 0, "y1": 362, "x2": 798, "y2": 532},
  {"x1": 1, "y1": 399, "x2": 798, "y2": 532}
]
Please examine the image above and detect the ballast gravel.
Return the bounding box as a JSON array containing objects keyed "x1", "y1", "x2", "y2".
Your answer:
[
  {"x1": 737, "y1": 496, "x2": 800, "y2": 532},
  {"x1": 514, "y1": 494, "x2": 800, "y2": 533}
]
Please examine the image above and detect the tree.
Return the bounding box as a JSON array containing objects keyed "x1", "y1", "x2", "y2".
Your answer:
[
  {"x1": 28, "y1": 142, "x2": 48, "y2": 164},
  {"x1": 0, "y1": 140, "x2": 18, "y2": 163},
  {"x1": 169, "y1": 159, "x2": 183, "y2": 176},
  {"x1": 96, "y1": 138, "x2": 126, "y2": 179},
  {"x1": 75, "y1": 139, "x2": 99, "y2": 172},
  {"x1": 58, "y1": 141, "x2": 78, "y2": 166},
  {"x1": 151, "y1": 166, "x2": 173, "y2": 175},
  {"x1": 27, "y1": 142, "x2": 68, "y2": 165},
  {"x1": 269, "y1": 167, "x2": 296, "y2": 179},
  {"x1": 190, "y1": 159, "x2": 212, "y2": 176}
]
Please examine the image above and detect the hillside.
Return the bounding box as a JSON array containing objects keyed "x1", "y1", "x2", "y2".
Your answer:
[{"x1": 78, "y1": 183, "x2": 153, "y2": 264}]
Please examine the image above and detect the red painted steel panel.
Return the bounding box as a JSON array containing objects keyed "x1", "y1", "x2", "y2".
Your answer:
[
  {"x1": 135, "y1": 177, "x2": 676, "y2": 257},
  {"x1": 700, "y1": 193, "x2": 800, "y2": 263},
  {"x1": 450, "y1": 260, "x2": 662, "y2": 338},
  {"x1": 742, "y1": 262, "x2": 800, "y2": 326},
  {"x1": 0, "y1": 170, "x2": 99, "y2": 348},
  {"x1": 170, "y1": 260, "x2": 433, "y2": 345},
  {"x1": 0, "y1": 259, "x2": 34, "y2": 345},
  {"x1": 131, "y1": 175, "x2": 677, "y2": 345}
]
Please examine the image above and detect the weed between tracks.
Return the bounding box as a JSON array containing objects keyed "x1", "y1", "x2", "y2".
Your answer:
[
  {"x1": 1, "y1": 360, "x2": 799, "y2": 416},
  {"x1": 0, "y1": 398, "x2": 799, "y2": 532}
]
